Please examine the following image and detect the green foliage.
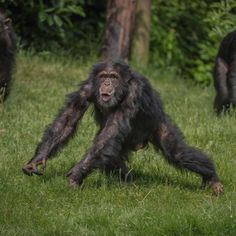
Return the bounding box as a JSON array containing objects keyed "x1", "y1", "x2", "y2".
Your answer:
[
  {"x1": 1, "y1": 0, "x2": 236, "y2": 83},
  {"x1": 151, "y1": 1, "x2": 184, "y2": 69},
  {"x1": 193, "y1": 0, "x2": 236, "y2": 84},
  {"x1": 1, "y1": 53, "x2": 236, "y2": 235},
  {"x1": 150, "y1": 0, "x2": 209, "y2": 72},
  {"x1": 0, "y1": 0, "x2": 105, "y2": 56},
  {"x1": 150, "y1": 0, "x2": 236, "y2": 84}
]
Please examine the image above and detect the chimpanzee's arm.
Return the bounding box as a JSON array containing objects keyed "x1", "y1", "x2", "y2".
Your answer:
[
  {"x1": 228, "y1": 56, "x2": 236, "y2": 106},
  {"x1": 22, "y1": 80, "x2": 92, "y2": 176},
  {"x1": 213, "y1": 57, "x2": 229, "y2": 113}
]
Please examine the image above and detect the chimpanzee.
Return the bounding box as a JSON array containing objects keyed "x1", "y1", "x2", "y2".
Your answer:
[
  {"x1": 22, "y1": 60, "x2": 223, "y2": 195},
  {"x1": 0, "y1": 10, "x2": 16, "y2": 102},
  {"x1": 213, "y1": 30, "x2": 236, "y2": 114}
]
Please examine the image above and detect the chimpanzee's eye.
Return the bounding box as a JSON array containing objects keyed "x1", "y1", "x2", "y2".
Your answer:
[{"x1": 110, "y1": 72, "x2": 119, "y2": 79}]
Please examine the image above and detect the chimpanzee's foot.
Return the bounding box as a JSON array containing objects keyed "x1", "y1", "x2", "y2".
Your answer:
[
  {"x1": 210, "y1": 181, "x2": 224, "y2": 196},
  {"x1": 0, "y1": 86, "x2": 6, "y2": 102},
  {"x1": 201, "y1": 177, "x2": 223, "y2": 196},
  {"x1": 66, "y1": 167, "x2": 85, "y2": 188}
]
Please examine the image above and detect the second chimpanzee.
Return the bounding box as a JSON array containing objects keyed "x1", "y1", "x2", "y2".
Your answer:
[
  {"x1": 213, "y1": 30, "x2": 236, "y2": 114},
  {"x1": 22, "y1": 60, "x2": 223, "y2": 195},
  {"x1": 0, "y1": 10, "x2": 16, "y2": 102}
]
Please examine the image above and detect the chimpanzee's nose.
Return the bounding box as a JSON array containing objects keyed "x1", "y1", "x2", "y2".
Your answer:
[{"x1": 104, "y1": 79, "x2": 111, "y2": 86}]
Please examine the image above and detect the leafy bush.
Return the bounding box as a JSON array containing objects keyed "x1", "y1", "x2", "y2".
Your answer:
[
  {"x1": 0, "y1": 0, "x2": 106, "y2": 56},
  {"x1": 150, "y1": 0, "x2": 236, "y2": 84},
  {"x1": 192, "y1": 0, "x2": 236, "y2": 84},
  {"x1": 150, "y1": 1, "x2": 210, "y2": 74}
]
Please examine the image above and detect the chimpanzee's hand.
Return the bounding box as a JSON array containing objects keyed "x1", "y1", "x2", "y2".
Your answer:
[{"x1": 22, "y1": 157, "x2": 47, "y2": 176}]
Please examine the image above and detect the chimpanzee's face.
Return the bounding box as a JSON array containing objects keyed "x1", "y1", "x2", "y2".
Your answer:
[
  {"x1": 93, "y1": 63, "x2": 130, "y2": 108},
  {"x1": 97, "y1": 69, "x2": 120, "y2": 103}
]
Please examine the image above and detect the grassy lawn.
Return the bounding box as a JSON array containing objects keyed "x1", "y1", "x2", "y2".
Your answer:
[{"x1": 0, "y1": 52, "x2": 236, "y2": 236}]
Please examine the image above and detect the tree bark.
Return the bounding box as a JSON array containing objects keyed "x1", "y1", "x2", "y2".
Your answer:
[
  {"x1": 131, "y1": 0, "x2": 151, "y2": 65},
  {"x1": 102, "y1": 0, "x2": 136, "y2": 61}
]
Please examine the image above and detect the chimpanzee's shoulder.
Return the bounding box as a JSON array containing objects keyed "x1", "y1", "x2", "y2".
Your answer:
[{"x1": 131, "y1": 70, "x2": 154, "y2": 90}]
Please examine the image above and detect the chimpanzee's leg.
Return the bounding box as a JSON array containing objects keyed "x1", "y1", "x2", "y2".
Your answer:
[
  {"x1": 103, "y1": 154, "x2": 132, "y2": 182},
  {"x1": 151, "y1": 116, "x2": 223, "y2": 195},
  {"x1": 213, "y1": 58, "x2": 229, "y2": 114},
  {"x1": 67, "y1": 148, "x2": 131, "y2": 186},
  {"x1": 66, "y1": 122, "x2": 129, "y2": 186}
]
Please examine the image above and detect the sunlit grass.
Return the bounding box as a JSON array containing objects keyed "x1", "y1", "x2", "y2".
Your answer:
[{"x1": 0, "y1": 52, "x2": 235, "y2": 235}]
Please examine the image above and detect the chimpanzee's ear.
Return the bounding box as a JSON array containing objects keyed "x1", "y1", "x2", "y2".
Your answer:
[
  {"x1": 124, "y1": 68, "x2": 132, "y2": 82},
  {"x1": 3, "y1": 18, "x2": 11, "y2": 30}
]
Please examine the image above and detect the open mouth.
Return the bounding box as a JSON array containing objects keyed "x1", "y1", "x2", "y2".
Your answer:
[{"x1": 101, "y1": 92, "x2": 112, "y2": 102}]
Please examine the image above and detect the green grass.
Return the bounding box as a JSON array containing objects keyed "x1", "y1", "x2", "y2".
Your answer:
[{"x1": 0, "y1": 53, "x2": 236, "y2": 236}]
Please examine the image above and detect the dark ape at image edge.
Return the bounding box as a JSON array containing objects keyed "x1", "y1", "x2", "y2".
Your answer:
[
  {"x1": 0, "y1": 10, "x2": 16, "y2": 102},
  {"x1": 214, "y1": 30, "x2": 236, "y2": 114}
]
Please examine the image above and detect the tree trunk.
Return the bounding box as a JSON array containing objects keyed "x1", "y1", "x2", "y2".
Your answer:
[
  {"x1": 102, "y1": 0, "x2": 136, "y2": 61},
  {"x1": 131, "y1": 0, "x2": 151, "y2": 65}
]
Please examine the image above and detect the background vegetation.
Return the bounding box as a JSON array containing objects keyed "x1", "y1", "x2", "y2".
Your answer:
[
  {"x1": 1, "y1": 0, "x2": 236, "y2": 83},
  {"x1": 151, "y1": 0, "x2": 236, "y2": 84},
  {"x1": 1, "y1": 0, "x2": 106, "y2": 56},
  {"x1": 0, "y1": 53, "x2": 236, "y2": 235}
]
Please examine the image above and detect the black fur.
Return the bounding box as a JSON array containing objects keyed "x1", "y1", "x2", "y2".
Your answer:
[
  {"x1": 213, "y1": 30, "x2": 236, "y2": 114},
  {"x1": 0, "y1": 10, "x2": 16, "y2": 102},
  {"x1": 23, "y1": 60, "x2": 223, "y2": 194}
]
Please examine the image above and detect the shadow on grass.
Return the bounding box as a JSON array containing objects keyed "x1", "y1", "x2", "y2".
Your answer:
[
  {"x1": 36, "y1": 164, "x2": 200, "y2": 193},
  {"x1": 131, "y1": 169, "x2": 200, "y2": 191}
]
